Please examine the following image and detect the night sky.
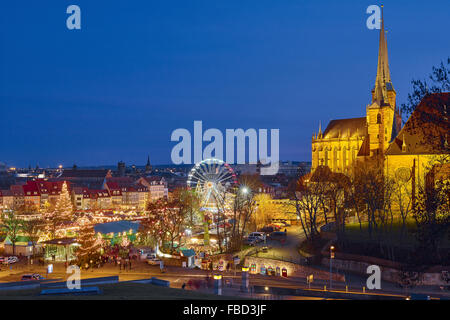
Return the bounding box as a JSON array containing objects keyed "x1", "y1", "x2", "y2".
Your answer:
[{"x1": 1, "y1": 1, "x2": 449, "y2": 168}]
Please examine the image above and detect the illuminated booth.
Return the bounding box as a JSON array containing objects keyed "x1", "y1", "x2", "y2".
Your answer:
[{"x1": 41, "y1": 238, "x2": 79, "y2": 262}]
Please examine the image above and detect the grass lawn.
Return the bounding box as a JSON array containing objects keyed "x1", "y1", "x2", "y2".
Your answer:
[
  {"x1": 343, "y1": 220, "x2": 449, "y2": 248},
  {"x1": 343, "y1": 220, "x2": 419, "y2": 248},
  {"x1": 299, "y1": 237, "x2": 329, "y2": 256},
  {"x1": 0, "y1": 282, "x2": 241, "y2": 300}
]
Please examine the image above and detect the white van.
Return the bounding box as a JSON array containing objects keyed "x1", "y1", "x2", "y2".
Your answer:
[{"x1": 139, "y1": 249, "x2": 156, "y2": 260}]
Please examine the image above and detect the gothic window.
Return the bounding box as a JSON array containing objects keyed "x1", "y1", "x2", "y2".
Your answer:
[
  {"x1": 324, "y1": 150, "x2": 329, "y2": 167},
  {"x1": 333, "y1": 148, "x2": 338, "y2": 169},
  {"x1": 336, "y1": 149, "x2": 340, "y2": 168},
  {"x1": 377, "y1": 113, "x2": 382, "y2": 124}
]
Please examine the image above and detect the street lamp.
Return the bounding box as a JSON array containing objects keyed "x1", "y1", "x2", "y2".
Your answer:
[
  {"x1": 241, "y1": 187, "x2": 249, "y2": 195},
  {"x1": 241, "y1": 267, "x2": 249, "y2": 292},
  {"x1": 213, "y1": 274, "x2": 223, "y2": 295},
  {"x1": 329, "y1": 246, "x2": 335, "y2": 290}
]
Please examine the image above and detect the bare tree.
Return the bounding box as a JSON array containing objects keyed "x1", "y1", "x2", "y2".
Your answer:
[
  {"x1": 227, "y1": 186, "x2": 256, "y2": 252},
  {"x1": 21, "y1": 219, "x2": 44, "y2": 258}
]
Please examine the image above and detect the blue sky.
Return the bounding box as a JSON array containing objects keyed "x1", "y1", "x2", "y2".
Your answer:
[{"x1": 1, "y1": 0, "x2": 449, "y2": 167}]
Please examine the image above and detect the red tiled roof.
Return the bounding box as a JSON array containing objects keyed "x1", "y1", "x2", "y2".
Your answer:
[{"x1": 386, "y1": 93, "x2": 450, "y2": 155}]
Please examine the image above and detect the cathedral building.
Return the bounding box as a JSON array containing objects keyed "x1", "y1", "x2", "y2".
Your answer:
[
  {"x1": 312, "y1": 8, "x2": 401, "y2": 174},
  {"x1": 311, "y1": 8, "x2": 449, "y2": 197}
]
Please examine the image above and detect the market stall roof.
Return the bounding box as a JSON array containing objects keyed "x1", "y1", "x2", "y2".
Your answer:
[
  {"x1": 180, "y1": 249, "x2": 196, "y2": 257},
  {"x1": 5, "y1": 235, "x2": 31, "y2": 246}
]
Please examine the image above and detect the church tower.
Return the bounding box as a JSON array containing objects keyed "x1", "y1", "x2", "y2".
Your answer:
[
  {"x1": 145, "y1": 155, "x2": 152, "y2": 174},
  {"x1": 366, "y1": 5, "x2": 401, "y2": 157}
]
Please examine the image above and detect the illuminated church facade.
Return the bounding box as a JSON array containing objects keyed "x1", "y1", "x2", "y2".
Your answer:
[
  {"x1": 311, "y1": 8, "x2": 449, "y2": 190},
  {"x1": 311, "y1": 9, "x2": 401, "y2": 174}
]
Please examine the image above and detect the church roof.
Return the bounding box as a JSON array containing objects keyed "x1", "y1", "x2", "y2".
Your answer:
[
  {"x1": 386, "y1": 93, "x2": 450, "y2": 155},
  {"x1": 322, "y1": 117, "x2": 367, "y2": 139},
  {"x1": 357, "y1": 134, "x2": 371, "y2": 157},
  {"x1": 373, "y1": 5, "x2": 394, "y2": 105}
]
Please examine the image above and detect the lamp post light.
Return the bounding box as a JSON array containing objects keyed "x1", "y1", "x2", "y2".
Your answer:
[
  {"x1": 241, "y1": 266, "x2": 250, "y2": 292},
  {"x1": 213, "y1": 274, "x2": 223, "y2": 295},
  {"x1": 330, "y1": 246, "x2": 335, "y2": 290}
]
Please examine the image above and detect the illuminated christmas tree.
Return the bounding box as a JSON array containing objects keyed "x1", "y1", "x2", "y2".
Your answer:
[
  {"x1": 54, "y1": 181, "x2": 74, "y2": 222},
  {"x1": 121, "y1": 234, "x2": 130, "y2": 248},
  {"x1": 76, "y1": 217, "x2": 102, "y2": 268}
]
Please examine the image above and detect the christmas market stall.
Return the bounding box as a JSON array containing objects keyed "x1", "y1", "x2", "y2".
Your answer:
[{"x1": 41, "y1": 237, "x2": 78, "y2": 262}]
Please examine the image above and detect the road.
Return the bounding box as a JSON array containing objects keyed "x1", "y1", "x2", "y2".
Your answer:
[
  {"x1": 250, "y1": 225, "x2": 307, "y2": 264},
  {"x1": 1, "y1": 258, "x2": 448, "y2": 299},
  {"x1": 1, "y1": 227, "x2": 448, "y2": 300}
]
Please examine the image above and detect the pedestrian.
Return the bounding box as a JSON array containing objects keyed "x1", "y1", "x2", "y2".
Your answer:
[
  {"x1": 182, "y1": 283, "x2": 186, "y2": 290},
  {"x1": 284, "y1": 228, "x2": 287, "y2": 234}
]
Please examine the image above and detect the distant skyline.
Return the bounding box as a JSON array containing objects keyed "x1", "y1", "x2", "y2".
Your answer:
[{"x1": 1, "y1": 1, "x2": 449, "y2": 167}]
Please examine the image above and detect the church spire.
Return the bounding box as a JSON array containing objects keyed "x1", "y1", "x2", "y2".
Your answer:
[
  {"x1": 318, "y1": 121, "x2": 322, "y2": 138},
  {"x1": 373, "y1": 5, "x2": 393, "y2": 105},
  {"x1": 145, "y1": 155, "x2": 152, "y2": 174}
]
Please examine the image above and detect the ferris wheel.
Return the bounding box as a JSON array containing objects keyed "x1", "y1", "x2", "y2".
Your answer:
[{"x1": 187, "y1": 158, "x2": 238, "y2": 210}]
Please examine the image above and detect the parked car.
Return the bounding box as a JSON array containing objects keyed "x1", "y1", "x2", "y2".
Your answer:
[
  {"x1": 272, "y1": 222, "x2": 283, "y2": 228},
  {"x1": 244, "y1": 233, "x2": 265, "y2": 246},
  {"x1": 248, "y1": 232, "x2": 265, "y2": 242},
  {"x1": 258, "y1": 226, "x2": 276, "y2": 234},
  {"x1": 8, "y1": 256, "x2": 19, "y2": 264},
  {"x1": 1, "y1": 256, "x2": 18, "y2": 265},
  {"x1": 267, "y1": 223, "x2": 282, "y2": 231},
  {"x1": 141, "y1": 252, "x2": 156, "y2": 260},
  {"x1": 268, "y1": 231, "x2": 287, "y2": 241},
  {"x1": 244, "y1": 237, "x2": 258, "y2": 246},
  {"x1": 21, "y1": 273, "x2": 45, "y2": 281},
  {"x1": 146, "y1": 255, "x2": 162, "y2": 265}
]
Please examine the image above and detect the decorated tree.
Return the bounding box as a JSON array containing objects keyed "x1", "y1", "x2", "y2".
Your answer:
[
  {"x1": 142, "y1": 198, "x2": 186, "y2": 254},
  {"x1": 121, "y1": 234, "x2": 130, "y2": 248},
  {"x1": 54, "y1": 181, "x2": 74, "y2": 222},
  {"x1": 1, "y1": 212, "x2": 23, "y2": 255},
  {"x1": 75, "y1": 217, "x2": 102, "y2": 268}
]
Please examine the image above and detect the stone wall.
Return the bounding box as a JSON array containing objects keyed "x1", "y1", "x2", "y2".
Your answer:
[
  {"x1": 322, "y1": 257, "x2": 449, "y2": 286},
  {"x1": 245, "y1": 256, "x2": 345, "y2": 282}
]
